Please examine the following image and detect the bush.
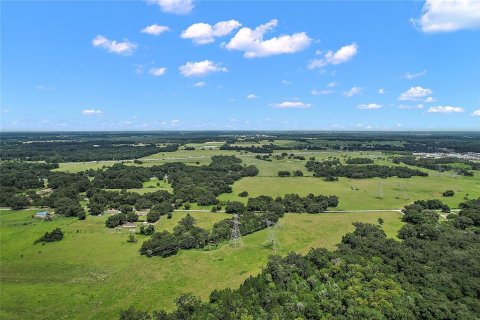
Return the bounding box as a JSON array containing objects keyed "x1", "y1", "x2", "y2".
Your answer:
[
  {"x1": 278, "y1": 171, "x2": 291, "y2": 177},
  {"x1": 238, "y1": 191, "x2": 249, "y2": 197},
  {"x1": 443, "y1": 190, "x2": 455, "y2": 197},
  {"x1": 35, "y1": 228, "x2": 64, "y2": 244}
]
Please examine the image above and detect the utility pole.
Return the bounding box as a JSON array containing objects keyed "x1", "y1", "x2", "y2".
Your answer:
[
  {"x1": 230, "y1": 214, "x2": 243, "y2": 249},
  {"x1": 264, "y1": 218, "x2": 280, "y2": 253}
]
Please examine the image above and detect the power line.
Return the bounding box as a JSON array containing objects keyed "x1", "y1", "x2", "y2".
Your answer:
[{"x1": 230, "y1": 214, "x2": 243, "y2": 249}]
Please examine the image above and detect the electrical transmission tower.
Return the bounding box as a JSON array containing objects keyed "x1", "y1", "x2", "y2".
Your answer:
[
  {"x1": 264, "y1": 219, "x2": 280, "y2": 253},
  {"x1": 376, "y1": 181, "x2": 384, "y2": 199},
  {"x1": 230, "y1": 214, "x2": 243, "y2": 249}
]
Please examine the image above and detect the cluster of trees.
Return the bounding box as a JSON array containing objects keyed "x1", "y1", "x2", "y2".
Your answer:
[
  {"x1": 345, "y1": 157, "x2": 374, "y2": 164},
  {"x1": 148, "y1": 156, "x2": 258, "y2": 205},
  {"x1": 447, "y1": 198, "x2": 480, "y2": 229},
  {"x1": 1, "y1": 139, "x2": 179, "y2": 162},
  {"x1": 443, "y1": 190, "x2": 455, "y2": 197},
  {"x1": 278, "y1": 170, "x2": 303, "y2": 177},
  {"x1": 105, "y1": 205, "x2": 139, "y2": 228},
  {"x1": 306, "y1": 159, "x2": 428, "y2": 180},
  {"x1": 92, "y1": 164, "x2": 152, "y2": 189},
  {"x1": 121, "y1": 198, "x2": 480, "y2": 319},
  {"x1": 34, "y1": 228, "x2": 64, "y2": 244},
  {"x1": 0, "y1": 162, "x2": 58, "y2": 209},
  {"x1": 246, "y1": 194, "x2": 339, "y2": 214},
  {"x1": 392, "y1": 156, "x2": 477, "y2": 175},
  {"x1": 140, "y1": 214, "x2": 210, "y2": 257},
  {"x1": 220, "y1": 144, "x2": 275, "y2": 153}
]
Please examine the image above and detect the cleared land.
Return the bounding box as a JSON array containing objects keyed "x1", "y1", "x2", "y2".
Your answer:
[{"x1": 1, "y1": 209, "x2": 402, "y2": 320}]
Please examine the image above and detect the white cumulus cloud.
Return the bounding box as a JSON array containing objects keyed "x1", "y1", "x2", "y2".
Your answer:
[
  {"x1": 356, "y1": 103, "x2": 382, "y2": 110},
  {"x1": 399, "y1": 86, "x2": 432, "y2": 101},
  {"x1": 82, "y1": 109, "x2": 103, "y2": 115},
  {"x1": 179, "y1": 60, "x2": 227, "y2": 77},
  {"x1": 343, "y1": 86, "x2": 362, "y2": 97},
  {"x1": 472, "y1": 109, "x2": 480, "y2": 116},
  {"x1": 141, "y1": 24, "x2": 170, "y2": 35},
  {"x1": 92, "y1": 35, "x2": 136, "y2": 55},
  {"x1": 378, "y1": 88, "x2": 386, "y2": 94},
  {"x1": 427, "y1": 105, "x2": 464, "y2": 113},
  {"x1": 412, "y1": 0, "x2": 480, "y2": 33},
  {"x1": 225, "y1": 19, "x2": 311, "y2": 58},
  {"x1": 246, "y1": 94, "x2": 258, "y2": 99},
  {"x1": 308, "y1": 43, "x2": 358, "y2": 69},
  {"x1": 146, "y1": 0, "x2": 194, "y2": 15},
  {"x1": 272, "y1": 101, "x2": 311, "y2": 109},
  {"x1": 181, "y1": 20, "x2": 241, "y2": 44},
  {"x1": 149, "y1": 67, "x2": 167, "y2": 76}
]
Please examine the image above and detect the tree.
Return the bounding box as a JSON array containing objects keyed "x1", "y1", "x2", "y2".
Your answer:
[
  {"x1": 139, "y1": 224, "x2": 155, "y2": 235},
  {"x1": 377, "y1": 217, "x2": 384, "y2": 225},
  {"x1": 88, "y1": 202, "x2": 105, "y2": 216},
  {"x1": 9, "y1": 195, "x2": 30, "y2": 210},
  {"x1": 278, "y1": 171, "x2": 291, "y2": 177},
  {"x1": 293, "y1": 170, "x2": 304, "y2": 177},
  {"x1": 442, "y1": 190, "x2": 455, "y2": 197},
  {"x1": 146, "y1": 211, "x2": 160, "y2": 223},
  {"x1": 126, "y1": 211, "x2": 139, "y2": 222},
  {"x1": 225, "y1": 201, "x2": 246, "y2": 214},
  {"x1": 35, "y1": 228, "x2": 64, "y2": 244},
  {"x1": 238, "y1": 191, "x2": 249, "y2": 197}
]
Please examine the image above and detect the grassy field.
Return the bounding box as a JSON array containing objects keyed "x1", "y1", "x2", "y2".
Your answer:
[
  {"x1": 1, "y1": 209, "x2": 403, "y2": 320},
  {"x1": 53, "y1": 149, "x2": 479, "y2": 210},
  {"x1": 218, "y1": 174, "x2": 479, "y2": 210},
  {"x1": 105, "y1": 178, "x2": 173, "y2": 195}
]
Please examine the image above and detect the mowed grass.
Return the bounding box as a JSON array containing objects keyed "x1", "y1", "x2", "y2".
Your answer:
[
  {"x1": 105, "y1": 178, "x2": 173, "y2": 195},
  {"x1": 1, "y1": 209, "x2": 402, "y2": 320}
]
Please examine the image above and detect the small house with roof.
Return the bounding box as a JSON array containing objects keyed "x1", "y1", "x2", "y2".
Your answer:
[{"x1": 34, "y1": 211, "x2": 50, "y2": 219}]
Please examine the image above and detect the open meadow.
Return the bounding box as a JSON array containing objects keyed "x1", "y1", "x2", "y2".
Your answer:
[{"x1": 0, "y1": 209, "x2": 403, "y2": 319}]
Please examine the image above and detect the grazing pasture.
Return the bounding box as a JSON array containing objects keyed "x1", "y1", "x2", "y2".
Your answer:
[{"x1": 0, "y1": 209, "x2": 402, "y2": 319}]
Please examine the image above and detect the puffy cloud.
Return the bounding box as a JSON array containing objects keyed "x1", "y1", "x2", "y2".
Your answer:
[
  {"x1": 412, "y1": 0, "x2": 480, "y2": 33},
  {"x1": 92, "y1": 35, "x2": 136, "y2": 55},
  {"x1": 311, "y1": 89, "x2": 334, "y2": 95},
  {"x1": 225, "y1": 19, "x2": 311, "y2": 58},
  {"x1": 308, "y1": 43, "x2": 358, "y2": 69},
  {"x1": 141, "y1": 24, "x2": 170, "y2": 35},
  {"x1": 281, "y1": 80, "x2": 292, "y2": 85},
  {"x1": 179, "y1": 60, "x2": 227, "y2": 77},
  {"x1": 424, "y1": 96, "x2": 437, "y2": 103},
  {"x1": 472, "y1": 109, "x2": 480, "y2": 116},
  {"x1": 181, "y1": 20, "x2": 241, "y2": 44},
  {"x1": 82, "y1": 109, "x2": 103, "y2": 115},
  {"x1": 343, "y1": 86, "x2": 362, "y2": 97},
  {"x1": 427, "y1": 105, "x2": 464, "y2": 113},
  {"x1": 356, "y1": 103, "x2": 382, "y2": 110},
  {"x1": 398, "y1": 86, "x2": 432, "y2": 101},
  {"x1": 194, "y1": 81, "x2": 207, "y2": 87},
  {"x1": 146, "y1": 0, "x2": 194, "y2": 15},
  {"x1": 403, "y1": 70, "x2": 427, "y2": 80},
  {"x1": 246, "y1": 94, "x2": 258, "y2": 99},
  {"x1": 272, "y1": 101, "x2": 311, "y2": 109},
  {"x1": 378, "y1": 88, "x2": 386, "y2": 94},
  {"x1": 149, "y1": 67, "x2": 167, "y2": 76}
]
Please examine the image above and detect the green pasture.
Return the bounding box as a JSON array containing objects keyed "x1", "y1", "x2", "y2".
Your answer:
[
  {"x1": 218, "y1": 173, "x2": 480, "y2": 210},
  {"x1": 0, "y1": 209, "x2": 403, "y2": 320}
]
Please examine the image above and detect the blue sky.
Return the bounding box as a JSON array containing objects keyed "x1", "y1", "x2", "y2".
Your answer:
[{"x1": 1, "y1": 0, "x2": 480, "y2": 131}]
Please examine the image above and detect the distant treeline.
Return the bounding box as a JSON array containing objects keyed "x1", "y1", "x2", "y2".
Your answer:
[
  {"x1": 392, "y1": 156, "x2": 478, "y2": 176},
  {"x1": 0, "y1": 141, "x2": 179, "y2": 162}
]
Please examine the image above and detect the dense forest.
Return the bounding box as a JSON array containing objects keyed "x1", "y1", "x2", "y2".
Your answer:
[{"x1": 120, "y1": 198, "x2": 480, "y2": 319}]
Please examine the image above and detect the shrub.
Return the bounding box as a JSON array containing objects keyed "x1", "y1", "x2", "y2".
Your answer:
[{"x1": 35, "y1": 228, "x2": 64, "y2": 244}]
